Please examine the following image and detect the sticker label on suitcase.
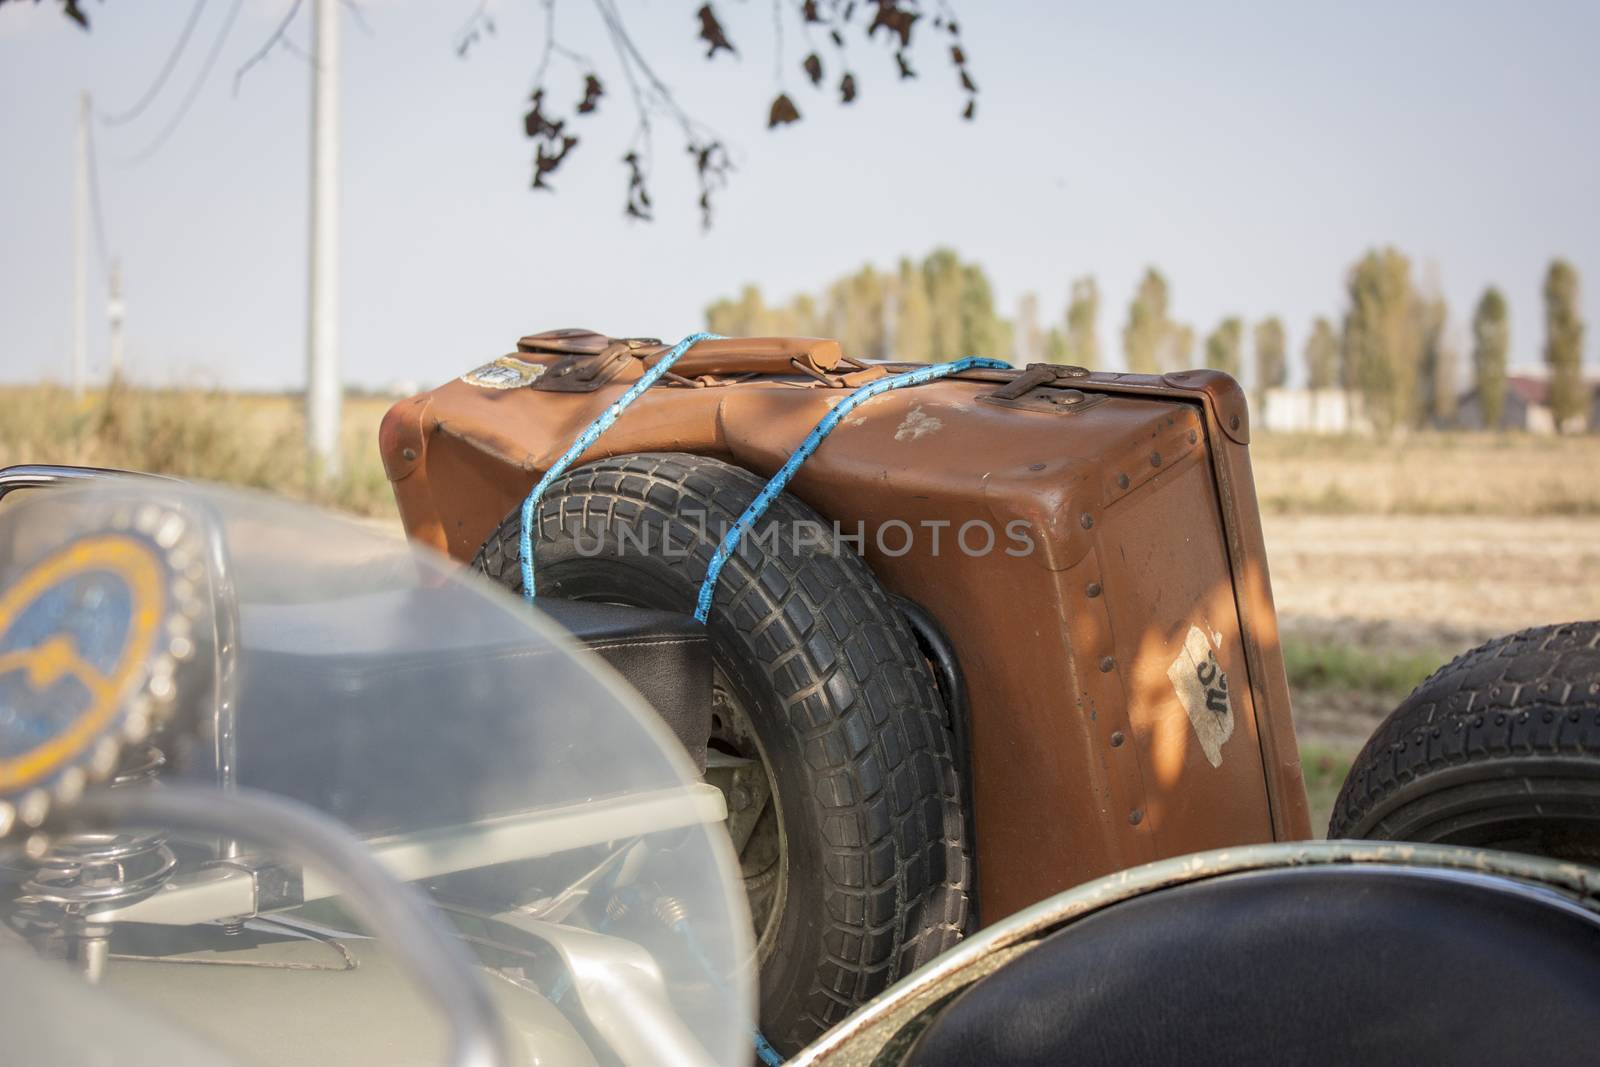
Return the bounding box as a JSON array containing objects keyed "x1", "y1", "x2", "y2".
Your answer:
[
  {"x1": 461, "y1": 357, "x2": 546, "y2": 390},
  {"x1": 1167, "y1": 624, "x2": 1235, "y2": 767}
]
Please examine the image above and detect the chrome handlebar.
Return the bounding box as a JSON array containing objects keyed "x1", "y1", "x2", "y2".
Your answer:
[{"x1": 71, "y1": 784, "x2": 514, "y2": 1067}]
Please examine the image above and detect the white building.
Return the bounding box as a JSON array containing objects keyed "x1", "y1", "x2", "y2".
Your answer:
[{"x1": 1260, "y1": 388, "x2": 1368, "y2": 434}]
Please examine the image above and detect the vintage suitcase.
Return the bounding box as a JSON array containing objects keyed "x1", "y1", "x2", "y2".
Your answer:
[{"x1": 381, "y1": 330, "x2": 1311, "y2": 923}]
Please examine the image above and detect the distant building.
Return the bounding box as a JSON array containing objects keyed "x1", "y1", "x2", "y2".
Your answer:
[
  {"x1": 1455, "y1": 373, "x2": 1600, "y2": 434},
  {"x1": 1260, "y1": 388, "x2": 1368, "y2": 434},
  {"x1": 1261, "y1": 376, "x2": 1599, "y2": 435},
  {"x1": 1455, "y1": 375, "x2": 1555, "y2": 433}
]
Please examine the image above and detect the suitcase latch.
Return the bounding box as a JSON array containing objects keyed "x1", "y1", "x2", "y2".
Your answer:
[
  {"x1": 535, "y1": 337, "x2": 660, "y2": 393},
  {"x1": 979, "y1": 362, "x2": 1100, "y2": 414}
]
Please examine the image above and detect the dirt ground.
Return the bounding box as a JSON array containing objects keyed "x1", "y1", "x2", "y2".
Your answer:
[{"x1": 1264, "y1": 513, "x2": 1600, "y2": 748}]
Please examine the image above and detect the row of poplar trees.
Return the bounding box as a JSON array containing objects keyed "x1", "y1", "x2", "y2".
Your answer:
[
  {"x1": 705, "y1": 250, "x2": 1014, "y2": 366},
  {"x1": 705, "y1": 248, "x2": 1589, "y2": 432},
  {"x1": 1339, "y1": 251, "x2": 1587, "y2": 432}
]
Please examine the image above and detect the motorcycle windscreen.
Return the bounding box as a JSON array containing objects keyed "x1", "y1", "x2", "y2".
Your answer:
[{"x1": 0, "y1": 481, "x2": 754, "y2": 1067}]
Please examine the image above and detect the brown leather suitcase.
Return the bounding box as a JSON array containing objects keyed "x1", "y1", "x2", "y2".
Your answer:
[{"x1": 382, "y1": 330, "x2": 1311, "y2": 924}]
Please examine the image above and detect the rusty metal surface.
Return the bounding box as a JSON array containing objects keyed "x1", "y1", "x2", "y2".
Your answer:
[
  {"x1": 787, "y1": 840, "x2": 1600, "y2": 1067},
  {"x1": 381, "y1": 338, "x2": 1313, "y2": 923}
]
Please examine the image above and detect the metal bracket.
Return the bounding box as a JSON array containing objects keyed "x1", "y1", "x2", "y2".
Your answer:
[
  {"x1": 536, "y1": 342, "x2": 634, "y2": 393},
  {"x1": 521, "y1": 331, "x2": 666, "y2": 394},
  {"x1": 978, "y1": 362, "x2": 1101, "y2": 414},
  {"x1": 206, "y1": 857, "x2": 306, "y2": 919}
]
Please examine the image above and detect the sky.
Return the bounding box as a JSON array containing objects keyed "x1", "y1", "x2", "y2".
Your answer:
[{"x1": 2, "y1": 0, "x2": 1597, "y2": 392}]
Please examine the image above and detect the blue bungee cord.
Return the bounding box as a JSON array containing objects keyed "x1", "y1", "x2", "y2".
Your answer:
[
  {"x1": 520, "y1": 331, "x2": 723, "y2": 599},
  {"x1": 663, "y1": 905, "x2": 784, "y2": 1067},
  {"x1": 518, "y1": 344, "x2": 1011, "y2": 616},
  {"x1": 691, "y1": 355, "x2": 1010, "y2": 622},
  {"x1": 515, "y1": 345, "x2": 1011, "y2": 1066}
]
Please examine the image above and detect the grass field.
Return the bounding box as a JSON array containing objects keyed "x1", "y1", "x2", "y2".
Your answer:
[
  {"x1": 1280, "y1": 636, "x2": 1451, "y2": 831},
  {"x1": 4, "y1": 384, "x2": 1597, "y2": 834},
  {"x1": 10, "y1": 387, "x2": 1597, "y2": 521},
  {"x1": 1253, "y1": 431, "x2": 1600, "y2": 516},
  {"x1": 1299, "y1": 741, "x2": 1357, "y2": 835},
  {"x1": 0, "y1": 384, "x2": 397, "y2": 517}
]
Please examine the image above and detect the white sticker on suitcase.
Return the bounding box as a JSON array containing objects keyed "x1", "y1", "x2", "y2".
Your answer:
[
  {"x1": 461, "y1": 356, "x2": 546, "y2": 389},
  {"x1": 1167, "y1": 624, "x2": 1235, "y2": 768}
]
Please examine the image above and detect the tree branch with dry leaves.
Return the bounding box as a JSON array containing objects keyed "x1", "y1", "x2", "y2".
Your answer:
[
  {"x1": 481, "y1": 0, "x2": 977, "y2": 228},
  {"x1": 10, "y1": 0, "x2": 979, "y2": 228}
]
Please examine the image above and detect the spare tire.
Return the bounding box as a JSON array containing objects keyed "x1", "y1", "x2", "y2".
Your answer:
[
  {"x1": 1330, "y1": 620, "x2": 1600, "y2": 862},
  {"x1": 472, "y1": 452, "x2": 971, "y2": 1051}
]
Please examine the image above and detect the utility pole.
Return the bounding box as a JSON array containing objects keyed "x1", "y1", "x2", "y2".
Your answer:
[
  {"x1": 73, "y1": 91, "x2": 89, "y2": 400},
  {"x1": 107, "y1": 259, "x2": 125, "y2": 380},
  {"x1": 306, "y1": 0, "x2": 341, "y2": 480},
  {"x1": 882, "y1": 284, "x2": 898, "y2": 360}
]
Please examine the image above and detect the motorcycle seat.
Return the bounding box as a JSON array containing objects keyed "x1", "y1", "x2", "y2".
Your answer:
[{"x1": 908, "y1": 863, "x2": 1600, "y2": 1067}]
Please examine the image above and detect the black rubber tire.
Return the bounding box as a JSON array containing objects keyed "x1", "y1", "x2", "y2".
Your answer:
[
  {"x1": 1329, "y1": 620, "x2": 1600, "y2": 862},
  {"x1": 472, "y1": 452, "x2": 971, "y2": 1051}
]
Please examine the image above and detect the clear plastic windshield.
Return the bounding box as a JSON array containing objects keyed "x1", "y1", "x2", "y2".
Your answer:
[{"x1": 0, "y1": 477, "x2": 755, "y2": 1067}]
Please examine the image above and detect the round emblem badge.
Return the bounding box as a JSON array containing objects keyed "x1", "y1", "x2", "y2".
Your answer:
[{"x1": 0, "y1": 508, "x2": 204, "y2": 835}]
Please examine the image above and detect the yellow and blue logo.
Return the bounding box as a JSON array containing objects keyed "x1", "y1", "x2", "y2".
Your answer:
[{"x1": 0, "y1": 534, "x2": 169, "y2": 799}]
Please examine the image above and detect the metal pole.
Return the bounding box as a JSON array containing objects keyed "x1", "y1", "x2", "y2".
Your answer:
[
  {"x1": 107, "y1": 259, "x2": 125, "y2": 380},
  {"x1": 73, "y1": 91, "x2": 89, "y2": 401},
  {"x1": 307, "y1": 0, "x2": 341, "y2": 481}
]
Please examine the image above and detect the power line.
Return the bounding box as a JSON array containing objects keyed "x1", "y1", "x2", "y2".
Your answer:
[
  {"x1": 232, "y1": 0, "x2": 304, "y2": 96},
  {"x1": 342, "y1": 0, "x2": 372, "y2": 39},
  {"x1": 98, "y1": 0, "x2": 210, "y2": 127},
  {"x1": 119, "y1": 0, "x2": 247, "y2": 166}
]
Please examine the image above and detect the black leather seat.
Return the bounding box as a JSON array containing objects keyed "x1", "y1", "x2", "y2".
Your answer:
[
  {"x1": 909, "y1": 865, "x2": 1600, "y2": 1067},
  {"x1": 201, "y1": 589, "x2": 711, "y2": 835},
  {"x1": 531, "y1": 597, "x2": 712, "y2": 770}
]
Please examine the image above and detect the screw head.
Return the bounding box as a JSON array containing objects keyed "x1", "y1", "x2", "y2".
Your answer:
[
  {"x1": 1079, "y1": 512, "x2": 1094, "y2": 530},
  {"x1": 401, "y1": 447, "x2": 418, "y2": 462},
  {"x1": 1110, "y1": 730, "x2": 1125, "y2": 748},
  {"x1": 1099, "y1": 656, "x2": 1116, "y2": 673},
  {"x1": 1150, "y1": 452, "x2": 1162, "y2": 467},
  {"x1": 1085, "y1": 581, "x2": 1102, "y2": 598}
]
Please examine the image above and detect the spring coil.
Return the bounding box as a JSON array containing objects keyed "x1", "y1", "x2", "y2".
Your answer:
[{"x1": 17, "y1": 744, "x2": 179, "y2": 911}]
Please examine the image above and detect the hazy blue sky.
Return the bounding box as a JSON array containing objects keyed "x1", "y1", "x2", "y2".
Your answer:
[{"x1": 3, "y1": 0, "x2": 1597, "y2": 391}]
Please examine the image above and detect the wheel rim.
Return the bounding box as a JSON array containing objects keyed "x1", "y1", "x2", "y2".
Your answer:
[
  {"x1": 1355, "y1": 760, "x2": 1600, "y2": 865},
  {"x1": 704, "y1": 673, "x2": 788, "y2": 961},
  {"x1": 540, "y1": 585, "x2": 791, "y2": 962}
]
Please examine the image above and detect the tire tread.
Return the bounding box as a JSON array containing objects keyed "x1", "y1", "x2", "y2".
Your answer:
[
  {"x1": 1329, "y1": 620, "x2": 1600, "y2": 839},
  {"x1": 474, "y1": 453, "x2": 969, "y2": 1045}
]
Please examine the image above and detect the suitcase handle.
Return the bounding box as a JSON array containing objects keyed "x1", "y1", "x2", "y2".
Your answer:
[
  {"x1": 642, "y1": 336, "x2": 844, "y2": 377},
  {"x1": 517, "y1": 330, "x2": 848, "y2": 389},
  {"x1": 519, "y1": 330, "x2": 843, "y2": 374}
]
